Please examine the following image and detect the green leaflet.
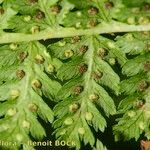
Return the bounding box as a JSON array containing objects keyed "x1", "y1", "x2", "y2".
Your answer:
[
  {"x1": 120, "y1": 74, "x2": 146, "y2": 94},
  {"x1": 35, "y1": 65, "x2": 61, "y2": 100},
  {"x1": 30, "y1": 90, "x2": 54, "y2": 123},
  {"x1": 122, "y1": 54, "x2": 150, "y2": 76},
  {"x1": 116, "y1": 33, "x2": 150, "y2": 55},
  {"x1": 92, "y1": 82, "x2": 116, "y2": 115},
  {"x1": 56, "y1": 77, "x2": 84, "y2": 100},
  {"x1": 0, "y1": 45, "x2": 20, "y2": 67},
  {"x1": 57, "y1": 56, "x2": 84, "y2": 80},
  {"x1": 27, "y1": 112, "x2": 46, "y2": 139},
  {"x1": 38, "y1": 0, "x2": 59, "y2": 26},
  {"x1": 94, "y1": 58, "x2": 120, "y2": 94},
  {"x1": 0, "y1": 7, "x2": 17, "y2": 31},
  {"x1": 23, "y1": 144, "x2": 35, "y2": 150},
  {"x1": 117, "y1": 94, "x2": 140, "y2": 113},
  {"x1": 114, "y1": 110, "x2": 145, "y2": 141},
  {"x1": 122, "y1": 0, "x2": 150, "y2": 7},
  {"x1": 8, "y1": 15, "x2": 46, "y2": 33},
  {"x1": 93, "y1": 140, "x2": 108, "y2": 150},
  {"x1": 62, "y1": 8, "x2": 101, "y2": 29},
  {"x1": 96, "y1": 36, "x2": 127, "y2": 65},
  {"x1": 0, "y1": 101, "x2": 16, "y2": 117},
  {"x1": 87, "y1": 101, "x2": 107, "y2": 132},
  {"x1": 111, "y1": 0, "x2": 150, "y2": 24},
  {"x1": 0, "y1": 0, "x2": 150, "y2": 149},
  {"x1": 38, "y1": 0, "x2": 58, "y2": 8},
  {"x1": 63, "y1": 0, "x2": 110, "y2": 28},
  {"x1": 7, "y1": 0, "x2": 38, "y2": 15},
  {"x1": 57, "y1": 0, "x2": 74, "y2": 25}
]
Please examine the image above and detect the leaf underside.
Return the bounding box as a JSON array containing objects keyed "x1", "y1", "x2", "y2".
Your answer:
[{"x1": 0, "y1": 0, "x2": 150, "y2": 150}]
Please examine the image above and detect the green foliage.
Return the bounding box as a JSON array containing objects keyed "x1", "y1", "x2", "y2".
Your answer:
[
  {"x1": 114, "y1": 32, "x2": 150, "y2": 141},
  {"x1": 0, "y1": 0, "x2": 150, "y2": 150},
  {"x1": 0, "y1": 41, "x2": 61, "y2": 149},
  {"x1": 93, "y1": 140, "x2": 107, "y2": 150},
  {"x1": 50, "y1": 35, "x2": 122, "y2": 149}
]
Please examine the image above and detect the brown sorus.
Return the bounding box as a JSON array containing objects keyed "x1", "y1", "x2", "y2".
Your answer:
[
  {"x1": 97, "y1": 48, "x2": 106, "y2": 58},
  {"x1": 88, "y1": 7, "x2": 99, "y2": 15},
  {"x1": 0, "y1": 8, "x2": 4, "y2": 15},
  {"x1": 32, "y1": 80, "x2": 42, "y2": 89},
  {"x1": 16, "y1": 70, "x2": 25, "y2": 79},
  {"x1": 35, "y1": 55, "x2": 45, "y2": 64},
  {"x1": 144, "y1": 61, "x2": 150, "y2": 71},
  {"x1": 71, "y1": 36, "x2": 80, "y2": 43},
  {"x1": 79, "y1": 45, "x2": 88, "y2": 54},
  {"x1": 69, "y1": 103, "x2": 78, "y2": 113},
  {"x1": 18, "y1": 52, "x2": 28, "y2": 61},
  {"x1": 136, "y1": 100, "x2": 145, "y2": 109},
  {"x1": 138, "y1": 81, "x2": 149, "y2": 92},
  {"x1": 92, "y1": 71, "x2": 103, "y2": 81},
  {"x1": 28, "y1": 103, "x2": 38, "y2": 112},
  {"x1": 78, "y1": 64, "x2": 88, "y2": 74},
  {"x1": 105, "y1": 2, "x2": 114, "y2": 9},
  {"x1": 73, "y1": 86, "x2": 83, "y2": 95},
  {"x1": 87, "y1": 19, "x2": 98, "y2": 28},
  {"x1": 51, "y1": 5, "x2": 61, "y2": 14},
  {"x1": 35, "y1": 10, "x2": 45, "y2": 19}
]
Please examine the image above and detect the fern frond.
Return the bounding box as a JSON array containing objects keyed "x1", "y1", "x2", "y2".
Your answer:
[
  {"x1": 49, "y1": 35, "x2": 126, "y2": 149},
  {"x1": 114, "y1": 32, "x2": 150, "y2": 142},
  {"x1": 0, "y1": 41, "x2": 61, "y2": 149}
]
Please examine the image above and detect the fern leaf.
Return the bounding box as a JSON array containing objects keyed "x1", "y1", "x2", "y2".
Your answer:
[
  {"x1": 50, "y1": 35, "x2": 124, "y2": 149},
  {"x1": 0, "y1": 41, "x2": 61, "y2": 149}
]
